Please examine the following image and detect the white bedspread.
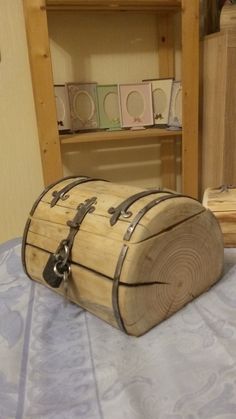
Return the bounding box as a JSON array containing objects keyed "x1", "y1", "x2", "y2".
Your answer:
[{"x1": 1, "y1": 239, "x2": 236, "y2": 419}]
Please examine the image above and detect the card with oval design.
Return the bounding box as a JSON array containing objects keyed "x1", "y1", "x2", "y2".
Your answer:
[
  {"x1": 67, "y1": 82, "x2": 99, "y2": 131},
  {"x1": 143, "y1": 78, "x2": 173, "y2": 126},
  {"x1": 97, "y1": 84, "x2": 121, "y2": 130},
  {"x1": 118, "y1": 83, "x2": 154, "y2": 129}
]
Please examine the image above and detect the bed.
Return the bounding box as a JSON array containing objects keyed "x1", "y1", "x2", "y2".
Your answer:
[{"x1": 1, "y1": 238, "x2": 236, "y2": 419}]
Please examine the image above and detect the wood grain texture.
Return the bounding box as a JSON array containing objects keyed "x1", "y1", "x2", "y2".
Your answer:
[
  {"x1": 181, "y1": 0, "x2": 200, "y2": 198},
  {"x1": 23, "y1": 0, "x2": 63, "y2": 185},
  {"x1": 157, "y1": 12, "x2": 177, "y2": 190},
  {"x1": 203, "y1": 187, "x2": 236, "y2": 247},
  {"x1": 23, "y1": 178, "x2": 224, "y2": 335},
  {"x1": 46, "y1": 0, "x2": 181, "y2": 11},
  {"x1": 220, "y1": 4, "x2": 236, "y2": 31},
  {"x1": 32, "y1": 178, "x2": 204, "y2": 244},
  {"x1": 25, "y1": 245, "x2": 118, "y2": 327},
  {"x1": 120, "y1": 211, "x2": 223, "y2": 335},
  {"x1": 60, "y1": 128, "x2": 182, "y2": 145},
  {"x1": 160, "y1": 137, "x2": 177, "y2": 190},
  {"x1": 201, "y1": 32, "x2": 227, "y2": 192},
  {"x1": 202, "y1": 30, "x2": 236, "y2": 194}
]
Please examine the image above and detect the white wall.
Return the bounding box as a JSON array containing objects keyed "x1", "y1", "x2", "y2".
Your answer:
[{"x1": 0, "y1": 0, "x2": 43, "y2": 244}]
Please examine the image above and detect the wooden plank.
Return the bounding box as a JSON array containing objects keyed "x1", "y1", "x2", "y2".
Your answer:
[
  {"x1": 201, "y1": 30, "x2": 236, "y2": 193},
  {"x1": 30, "y1": 192, "x2": 203, "y2": 248},
  {"x1": 202, "y1": 187, "x2": 236, "y2": 247},
  {"x1": 181, "y1": 0, "x2": 200, "y2": 198},
  {"x1": 220, "y1": 4, "x2": 236, "y2": 31},
  {"x1": 25, "y1": 244, "x2": 118, "y2": 327},
  {"x1": 60, "y1": 127, "x2": 182, "y2": 145},
  {"x1": 203, "y1": 187, "x2": 236, "y2": 212},
  {"x1": 226, "y1": 29, "x2": 236, "y2": 47},
  {"x1": 46, "y1": 0, "x2": 181, "y2": 11},
  {"x1": 23, "y1": 0, "x2": 63, "y2": 186},
  {"x1": 157, "y1": 13, "x2": 176, "y2": 190},
  {"x1": 201, "y1": 32, "x2": 227, "y2": 193},
  {"x1": 157, "y1": 13, "x2": 175, "y2": 77},
  {"x1": 224, "y1": 34, "x2": 236, "y2": 184},
  {"x1": 160, "y1": 137, "x2": 177, "y2": 189}
]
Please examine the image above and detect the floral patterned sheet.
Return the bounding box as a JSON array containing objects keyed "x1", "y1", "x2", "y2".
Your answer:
[{"x1": 1, "y1": 239, "x2": 236, "y2": 419}]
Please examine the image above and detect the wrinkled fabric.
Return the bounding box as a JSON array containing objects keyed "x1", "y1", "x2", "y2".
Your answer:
[{"x1": 1, "y1": 239, "x2": 236, "y2": 419}]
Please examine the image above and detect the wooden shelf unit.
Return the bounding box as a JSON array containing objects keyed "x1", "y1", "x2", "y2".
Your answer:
[
  {"x1": 46, "y1": 0, "x2": 181, "y2": 11},
  {"x1": 23, "y1": 0, "x2": 200, "y2": 198},
  {"x1": 61, "y1": 127, "x2": 182, "y2": 145}
]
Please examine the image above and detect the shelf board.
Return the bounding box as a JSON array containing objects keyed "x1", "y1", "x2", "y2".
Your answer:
[
  {"x1": 60, "y1": 127, "x2": 182, "y2": 145},
  {"x1": 46, "y1": 0, "x2": 181, "y2": 11}
]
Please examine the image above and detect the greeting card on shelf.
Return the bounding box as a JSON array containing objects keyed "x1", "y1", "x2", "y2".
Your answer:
[
  {"x1": 118, "y1": 83, "x2": 154, "y2": 130},
  {"x1": 67, "y1": 82, "x2": 99, "y2": 131},
  {"x1": 168, "y1": 81, "x2": 182, "y2": 128},
  {"x1": 97, "y1": 85, "x2": 121, "y2": 130},
  {"x1": 143, "y1": 78, "x2": 173, "y2": 126},
  {"x1": 54, "y1": 85, "x2": 71, "y2": 133}
]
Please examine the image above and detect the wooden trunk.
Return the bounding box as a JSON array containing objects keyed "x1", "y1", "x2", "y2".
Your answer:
[
  {"x1": 203, "y1": 186, "x2": 236, "y2": 247},
  {"x1": 22, "y1": 176, "x2": 224, "y2": 336}
]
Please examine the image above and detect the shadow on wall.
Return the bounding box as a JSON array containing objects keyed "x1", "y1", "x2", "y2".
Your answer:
[
  {"x1": 62, "y1": 138, "x2": 182, "y2": 190},
  {"x1": 48, "y1": 11, "x2": 160, "y2": 84}
]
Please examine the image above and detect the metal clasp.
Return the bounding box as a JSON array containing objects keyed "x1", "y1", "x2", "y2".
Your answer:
[
  {"x1": 67, "y1": 197, "x2": 97, "y2": 230},
  {"x1": 43, "y1": 196, "x2": 97, "y2": 293},
  {"x1": 108, "y1": 189, "x2": 173, "y2": 226}
]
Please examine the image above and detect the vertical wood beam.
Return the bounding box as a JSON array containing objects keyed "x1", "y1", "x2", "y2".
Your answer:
[
  {"x1": 157, "y1": 13, "x2": 175, "y2": 78},
  {"x1": 157, "y1": 13, "x2": 176, "y2": 191},
  {"x1": 23, "y1": 0, "x2": 63, "y2": 186},
  {"x1": 181, "y1": 0, "x2": 200, "y2": 198}
]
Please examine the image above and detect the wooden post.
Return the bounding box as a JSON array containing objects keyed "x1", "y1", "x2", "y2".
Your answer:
[
  {"x1": 181, "y1": 0, "x2": 200, "y2": 198},
  {"x1": 157, "y1": 13, "x2": 177, "y2": 191},
  {"x1": 23, "y1": 0, "x2": 63, "y2": 186}
]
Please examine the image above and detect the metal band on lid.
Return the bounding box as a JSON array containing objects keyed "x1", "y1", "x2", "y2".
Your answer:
[
  {"x1": 30, "y1": 175, "x2": 80, "y2": 215},
  {"x1": 22, "y1": 175, "x2": 80, "y2": 277},
  {"x1": 108, "y1": 189, "x2": 174, "y2": 226},
  {"x1": 50, "y1": 177, "x2": 109, "y2": 207},
  {"x1": 123, "y1": 194, "x2": 194, "y2": 241}
]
